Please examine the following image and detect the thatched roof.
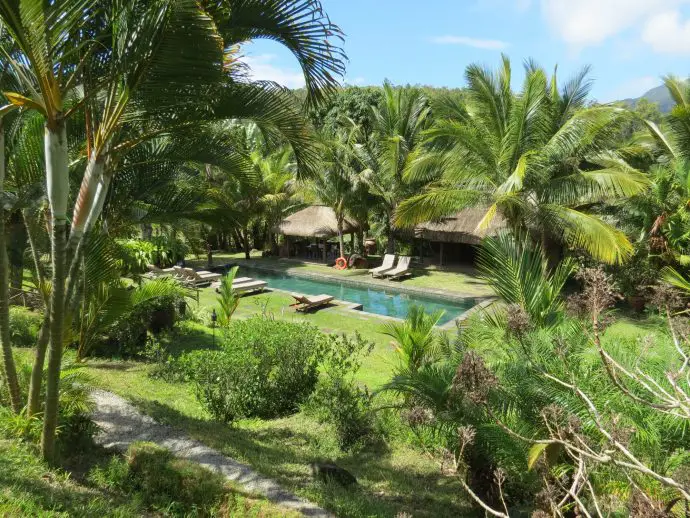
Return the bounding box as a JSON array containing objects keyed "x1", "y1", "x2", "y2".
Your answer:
[
  {"x1": 414, "y1": 207, "x2": 506, "y2": 245},
  {"x1": 278, "y1": 206, "x2": 361, "y2": 238}
]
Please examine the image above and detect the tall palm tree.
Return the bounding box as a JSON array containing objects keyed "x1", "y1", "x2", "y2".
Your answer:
[
  {"x1": 395, "y1": 57, "x2": 648, "y2": 265},
  {"x1": 312, "y1": 126, "x2": 363, "y2": 258},
  {"x1": 254, "y1": 147, "x2": 300, "y2": 254},
  {"x1": 0, "y1": 0, "x2": 344, "y2": 461},
  {"x1": 362, "y1": 83, "x2": 431, "y2": 253}
]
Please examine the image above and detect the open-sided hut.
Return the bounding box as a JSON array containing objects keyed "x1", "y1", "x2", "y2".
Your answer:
[
  {"x1": 414, "y1": 207, "x2": 506, "y2": 265},
  {"x1": 277, "y1": 206, "x2": 361, "y2": 261}
]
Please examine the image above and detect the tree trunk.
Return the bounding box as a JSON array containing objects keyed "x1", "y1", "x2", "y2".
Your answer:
[
  {"x1": 267, "y1": 227, "x2": 278, "y2": 255},
  {"x1": 337, "y1": 220, "x2": 345, "y2": 259},
  {"x1": 25, "y1": 209, "x2": 50, "y2": 417},
  {"x1": 386, "y1": 225, "x2": 395, "y2": 255},
  {"x1": 28, "y1": 314, "x2": 50, "y2": 416},
  {"x1": 206, "y1": 240, "x2": 213, "y2": 268},
  {"x1": 141, "y1": 223, "x2": 153, "y2": 240},
  {"x1": 8, "y1": 210, "x2": 26, "y2": 292},
  {"x1": 0, "y1": 122, "x2": 22, "y2": 412},
  {"x1": 541, "y1": 231, "x2": 562, "y2": 271},
  {"x1": 41, "y1": 120, "x2": 69, "y2": 462},
  {"x1": 243, "y1": 227, "x2": 250, "y2": 260},
  {"x1": 356, "y1": 230, "x2": 364, "y2": 255}
]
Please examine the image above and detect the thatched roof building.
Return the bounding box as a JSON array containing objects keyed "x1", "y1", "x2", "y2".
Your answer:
[
  {"x1": 278, "y1": 206, "x2": 361, "y2": 239},
  {"x1": 414, "y1": 207, "x2": 506, "y2": 245}
]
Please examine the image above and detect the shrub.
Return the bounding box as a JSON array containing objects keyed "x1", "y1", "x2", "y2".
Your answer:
[
  {"x1": 117, "y1": 239, "x2": 158, "y2": 275},
  {"x1": 9, "y1": 307, "x2": 42, "y2": 347},
  {"x1": 176, "y1": 317, "x2": 322, "y2": 422},
  {"x1": 90, "y1": 442, "x2": 226, "y2": 516},
  {"x1": 0, "y1": 361, "x2": 96, "y2": 451},
  {"x1": 93, "y1": 293, "x2": 182, "y2": 359},
  {"x1": 304, "y1": 333, "x2": 376, "y2": 451}
]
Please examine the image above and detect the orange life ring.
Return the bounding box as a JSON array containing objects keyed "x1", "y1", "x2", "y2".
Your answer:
[{"x1": 334, "y1": 256, "x2": 348, "y2": 270}]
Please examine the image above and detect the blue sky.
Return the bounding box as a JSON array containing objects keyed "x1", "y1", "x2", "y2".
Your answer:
[{"x1": 243, "y1": 0, "x2": 690, "y2": 102}]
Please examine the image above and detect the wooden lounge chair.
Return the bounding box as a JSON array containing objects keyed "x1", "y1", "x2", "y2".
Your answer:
[
  {"x1": 369, "y1": 254, "x2": 396, "y2": 278},
  {"x1": 211, "y1": 277, "x2": 255, "y2": 291},
  {"x1": 289, "y1": 292, "x2": 334, "y2": 312},
  {"x1": 383, "y1": 256, "x2": 412, "y2": 280},
  {"x1": 145, "y1": 264, "x2": 175, "y2": 278},
  {"x1": 232, "y1": 280, "x2": 267, "y2": 294},
  {"x1": 181, "y1": 267, "x2": 221, "y2": 286},
  {"x1": 172, "y1": 266, "x2": 189, "y2": 281}
]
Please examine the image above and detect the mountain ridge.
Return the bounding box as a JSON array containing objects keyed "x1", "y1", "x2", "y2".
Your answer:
[{"x1": 621, "y1": 80, "x2": 688, "y2": 113}]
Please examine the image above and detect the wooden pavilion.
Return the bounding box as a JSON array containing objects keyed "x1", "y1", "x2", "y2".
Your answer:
[
  {"x1": 277, "y1": 206, "x2": 361, "y2": 262},
  {"x1": 414, "y1": 207, "x2": 506, "y2": 266}
]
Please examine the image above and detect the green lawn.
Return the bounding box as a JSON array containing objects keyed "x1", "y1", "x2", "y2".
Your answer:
[
  {"x1": 0, "y1": 437, "x2": 296, "y2": 517},
  {"x1": 72, "y1": 275, "x2": 669, "y2": 518},
  {"x1": 76, "y1": 283, "x2": 474, "y2": 517}
]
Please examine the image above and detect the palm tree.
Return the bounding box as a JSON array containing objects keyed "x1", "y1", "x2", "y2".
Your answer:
[
  {"x1": 254, "y1": 147, "x2": 300, "y2": 255},
  {"x1": 620, "y1": 159, "x2": 690, "y2": 263},
  {"x1": 395, "y1": 57, "x2": 648, "y2": 265},
  {"x1": 0, "y1": 0, "x2": 344, "y2": 461},
  {"x1": 640, "y1": 76, "x2": 690, "y2": 162},
  {"x1": 362, "y1": 83, "x2": 431, "y2": 253},
  {"x1": 312, "y1": 126, "x2": 364, "y2": 258}
]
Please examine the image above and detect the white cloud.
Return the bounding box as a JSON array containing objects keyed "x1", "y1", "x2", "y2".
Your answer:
[
  {"x1": 431, "y1": 35, "x2": 508, "y2": 50},
  {"x1": 643, "y1": 10, "x2": 690, "y2": 53},
  {"x1": 605, "y1": 75, "x2": 659, "y2": 101},
  {"x1": 240, "y1": 54, "x2": 305, "y2": 89},
  {"x1": 540, "y1": 0, "x2": 690, "y2": 49},
  {"x1": 345, "y1": 76, "x2": 366, "y2": 86}
]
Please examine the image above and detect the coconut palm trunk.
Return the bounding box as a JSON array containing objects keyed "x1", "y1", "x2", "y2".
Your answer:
[
  {"x1": 337, "y1": 218, "x2": 345, "y2": 258},
  {"x1": 242, "y1": 226, "x2": 251, "y2": 260},
  {"x1": 41, "y1": 121, "x2": 70, "y2": 462},
  {"x1": 24, "y1": 208, "x2": 50, "y2": 417},
  {"x1": 0, "y1": 121, "x2": 22, "y2": 412}
]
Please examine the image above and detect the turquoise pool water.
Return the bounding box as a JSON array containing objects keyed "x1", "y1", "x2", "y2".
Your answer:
[{"x1": 240, "y1": 268, "x2": 478, "y2": 325}]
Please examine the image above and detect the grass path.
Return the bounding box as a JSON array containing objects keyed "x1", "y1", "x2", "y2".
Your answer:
[{"x1": 91, "y1": 389, "x2": 331, "y2": 517}]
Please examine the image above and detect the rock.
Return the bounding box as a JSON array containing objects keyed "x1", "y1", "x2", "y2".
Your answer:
[{"x1": 310, "y1": 462, "x2": 357, "y2": 486}]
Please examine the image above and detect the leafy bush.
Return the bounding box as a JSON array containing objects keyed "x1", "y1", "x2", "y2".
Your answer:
[
  {"x1": 9, "y1": 307, "x2": 42, "y2": 347},
  {"x1": 90, "y1": 442, "x2": 226, "y2": 516},
  {"x1": 0, "y1": 361, "x2": 96, "y2": 450},
  {"x1": 305, "y1": 333, "x2": 376, "y2": 451},
  {"x1": 92, "y1": 291, "x2": 184, "y2": 359},
  {"x1": 117, "y1": 239, "x2": 158, "y2": 274},
  {"x1": 175, "y1": 317, "x2": 322, "y2": 422}
]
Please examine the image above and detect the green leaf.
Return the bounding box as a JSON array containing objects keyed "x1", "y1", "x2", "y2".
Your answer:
[
  {"x1": 527, "y1": 443, "x2": 548, "y2": 470},
  {"x1": 527, "y1": 442, "x2": 562, "y2": 470}
]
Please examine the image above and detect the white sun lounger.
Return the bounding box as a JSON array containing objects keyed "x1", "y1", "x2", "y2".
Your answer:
[
  {"x1": 383, "y1": 255, "x2": 412, "y2": 280},
  {"x1": 211, "y1": 277, "x2": 254, "y2": 290},
  {"x1": 369, "y1": 254, "x2": 396, "y2": 278},
  {"x1": 289, "y1": 293, "x2": 334, "y2": 312},
  {"x1": 232, "y1": 280, "x2": 267, "y2": 294}
]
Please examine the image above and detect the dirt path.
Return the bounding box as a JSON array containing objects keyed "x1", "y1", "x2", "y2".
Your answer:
[{"x1": 90, "y1": 389, "x2": 331, "y2": 517}]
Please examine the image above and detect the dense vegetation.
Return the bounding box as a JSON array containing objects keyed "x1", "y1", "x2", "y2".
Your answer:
[{"x1": 0, "y1": 0, "x2": 690, "y2": 516}]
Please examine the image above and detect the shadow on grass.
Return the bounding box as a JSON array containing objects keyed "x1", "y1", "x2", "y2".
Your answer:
[
  {"x1": 128, "y1": 397, "x2": 473, "y2": 518},
  {"x1": 0, "y1": 440, "x2": 137, "y2": 516},
  {"x1": 84, "y1": 362, "x2": 136, "y2": 371},
  {"x1": 163, "y1": 325, "x2": 219, "y2": 356}
]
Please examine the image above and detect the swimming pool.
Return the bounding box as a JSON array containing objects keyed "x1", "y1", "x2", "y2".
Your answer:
[{"x1": 239, "y1": 267, "x2": 479, "y2": 325}]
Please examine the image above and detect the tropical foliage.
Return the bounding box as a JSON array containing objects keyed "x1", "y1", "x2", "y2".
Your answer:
[{"x1": 395, "y1": 58, "x2": 648, "y2": 264}]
